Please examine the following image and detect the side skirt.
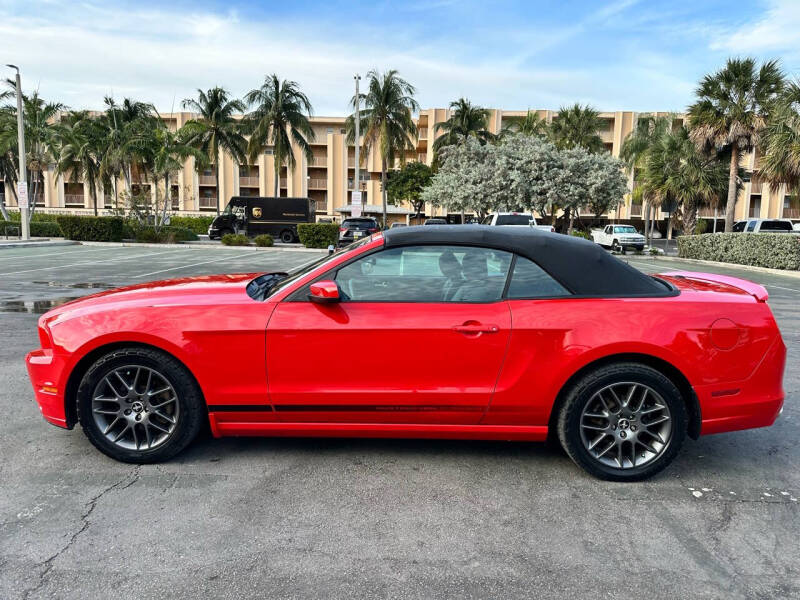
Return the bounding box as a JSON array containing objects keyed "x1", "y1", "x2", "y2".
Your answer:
[{"x1": 208, "y1": 416, "x2": 549, "y2": 442}]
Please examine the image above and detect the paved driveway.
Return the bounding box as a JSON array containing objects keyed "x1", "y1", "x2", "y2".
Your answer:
[{"x1": 0, "y1": 246, "x2": 797, "y2": 599}]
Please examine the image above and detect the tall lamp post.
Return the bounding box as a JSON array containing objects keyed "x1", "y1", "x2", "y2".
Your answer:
[{"x1": 7, "y1": 64, "x2": 28, "y2": 240}]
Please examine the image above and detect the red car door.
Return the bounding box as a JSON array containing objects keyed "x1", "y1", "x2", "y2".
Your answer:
[{"x1": 266, "y1": 245, "x2": 513, "y2": 424}]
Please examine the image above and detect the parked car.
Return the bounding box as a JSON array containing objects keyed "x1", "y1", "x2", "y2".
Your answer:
[
  {"x1": 338, "y1": 217, "x2": 379, "y2": 245},
  {"x1": 208, "y1": 196, "x2": 313, "y2": 243},
  {"x1": 733, "y1": 219, "x2": 797, "y2": 233},
  {"x1": 424, "y1": 218, "x2": 448, "y2": 225},
  {"x1": 481, "y1": 212, "x2": 555, "y2": 232},
  {"x1": 26, "y1": 225, "x2": 785, "y2": 481},
  {"x1": 591, "y1": 225, "x2": 646, "y2": 252},
  {"x1": 390, "y1": 222, "x2": 407, "y2": 229}
]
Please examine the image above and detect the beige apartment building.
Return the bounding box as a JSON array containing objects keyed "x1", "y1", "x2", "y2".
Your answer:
[{"x1": 2, "y1": 108, "x2": 798, "y2": 226}]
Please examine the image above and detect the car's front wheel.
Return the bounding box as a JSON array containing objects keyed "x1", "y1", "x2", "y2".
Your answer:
[
  {"x1": 77, "y1": 347, "x2": 205, "y2": 463},
  {"x1": 280, "y1": 229, "x2": 295, "y2": 244},
  {"x1": 557, "y1": 363, "x2": 686, "y2": 481}
]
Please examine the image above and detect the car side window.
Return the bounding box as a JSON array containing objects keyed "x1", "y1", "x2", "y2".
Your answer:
[
  {"x1": 334, "y1": 245, "x2": 512, "y2": 303},
  {"x1": 746, "y1": 220, "x2": 757, "y2": 232},
  {"x1": 506, "y1": 256, "x2": 571, "y2": 299}
]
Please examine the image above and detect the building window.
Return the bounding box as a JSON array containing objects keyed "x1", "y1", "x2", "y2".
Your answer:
[{"x1": 749, "y1": 194, "x2": 761, "y2": 218}]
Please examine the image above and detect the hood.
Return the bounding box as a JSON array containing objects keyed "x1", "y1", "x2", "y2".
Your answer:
[{"x1": 40, "y1": 272, "x2": 260, "y2": 322}]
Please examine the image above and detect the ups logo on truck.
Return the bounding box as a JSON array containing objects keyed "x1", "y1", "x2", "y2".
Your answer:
[{"x1": 252, "y1": 207, "x2": 262, "y2": 218}]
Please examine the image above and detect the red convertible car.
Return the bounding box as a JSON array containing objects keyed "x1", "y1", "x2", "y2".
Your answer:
[{"x1": 26, "y1": 226, "x2": 785, "y2": 480}]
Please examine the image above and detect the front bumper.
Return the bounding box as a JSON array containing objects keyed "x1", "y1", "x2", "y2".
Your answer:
[{"x1": 25, "y1": 348, "x2": 70, "y2": 429}]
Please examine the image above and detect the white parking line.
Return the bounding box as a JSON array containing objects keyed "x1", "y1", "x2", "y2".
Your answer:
[
  {"x1": 131, "y1": 252, "x2": 257, "y2": 278},
  {"x1": 0, "y1": 249, "x2": 191, "y2": 276},
  {"x1": 0, "y1": 246, "x2": 110, "y2": 262},
  {"x1": 767, "y1": 284, "x2": 800, "y2": 293}
]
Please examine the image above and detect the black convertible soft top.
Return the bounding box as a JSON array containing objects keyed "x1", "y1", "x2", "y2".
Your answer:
[{"x1": 382, "y1": 225, "x2": 672, "y2": 297}]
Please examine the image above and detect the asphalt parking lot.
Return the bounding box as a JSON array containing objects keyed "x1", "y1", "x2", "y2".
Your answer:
[{"x1": 0, "y1": 244, "x2": 798, "y2": 599}]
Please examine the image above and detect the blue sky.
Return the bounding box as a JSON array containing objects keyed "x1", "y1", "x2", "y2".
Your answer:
[{"x1": 3, "y1": 0, "x2": 799, "y2": 115}]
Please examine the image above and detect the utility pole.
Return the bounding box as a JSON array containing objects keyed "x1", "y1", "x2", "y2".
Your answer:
[
  {"x1": 7, "y1": 65, "x2": 28, "y2": 240},
  {"x1": 353, "y1": 74, "x2": 361, "y2": 216}
]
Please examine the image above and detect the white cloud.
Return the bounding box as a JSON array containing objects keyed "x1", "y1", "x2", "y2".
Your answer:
[
  {"x1": 710, "y1": 0, "x2": 800, "y2": 54},
  {"x1": 1, "y1": 0, "x2": 694, "y2": 114}
]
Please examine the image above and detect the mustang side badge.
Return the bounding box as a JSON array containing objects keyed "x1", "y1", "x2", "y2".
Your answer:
[{"x1": 252, "y1": 207, "x2": 262, "y2": 218}]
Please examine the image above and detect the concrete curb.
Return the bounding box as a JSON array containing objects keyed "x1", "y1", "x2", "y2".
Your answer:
[
  {"x1": 632, "y1": 255, "x2": 800, "y2": 280},
  {"x1": 78, "y1": 241, "x2": 326, "y2": 253},
  {"x1": 0, "y1": 239, "x2": 79, "y2": 250}
]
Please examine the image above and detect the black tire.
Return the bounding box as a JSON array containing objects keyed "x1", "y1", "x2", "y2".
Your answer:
[
  {"x1": 612, "y1": 239, "x2": 622, "y2": 253},
  {"x1": 557, "y1": 362, "x2": 686, "y2": 481},
  {"x1": 77, "y1": 347, "x2": 205, "y2": 463},
  {"x1": 280, "y1": 230, "x2": 295, "y2": 244}
]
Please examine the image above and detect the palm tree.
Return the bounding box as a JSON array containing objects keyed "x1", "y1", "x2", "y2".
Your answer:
[
  {"x1": 501, "y1": 110, "x2": 549, "y2": 138},
  {"x1": 687, "y1": 58, "x2": 784, "y2": 232},
  {"x1": 641, "y1": 126, "x2": 728, "y2": 237},
  {"x1": 550, "y1": 103, "x2": 604, "y2": 152},
  {"x1": 346, "y1": 69, "x2": 419, "y2": 228},
  {"x1": 760, "y1": 80, "x2": 800, "y2": 201},
  {"x1": 54, "y1": 111, "x2": 104, "y2": 216},
  {"x1": 182, "y1": 87, "x2": 247, "y2": 215},
  {"x1": 620, "y1": 114, "x2": 672, "y2": 244},
  {"x1": 244, "y1": 74, "x2": 315, "y2": 196},
  {"x1": 0, "y1": 106, "x2": 19, "y2": 219},
  {"x1": 433, "y1": 98, "x2": 495, "y2": 152}
]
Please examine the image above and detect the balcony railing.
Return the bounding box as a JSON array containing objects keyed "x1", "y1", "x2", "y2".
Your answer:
[
  {"x1": 629, "y1": 203, "x2": 642, "y2": 217},
  {"x1": 199, "y1": 175, "x2": 216, "y2": 186},
  {"x1": 239, "y1": 176, "x2": 259, "y2": 187},
  {"x1": 309, "y1": 157, "x2": 327, "y2": 167},
  {"x1": 64, "y1": 194, "x2": 85, "y2": 207},
  {"x1": 313, "y1": 200, "x2": 327, "y2": 212},
  {"x1": 697, "y1": 206, "x2": 721, "y2": 217},
  {"x1": 750, "y1": 178, "x2": 763, "y2": 194},
  {"x1": 347, "y1": 180, "x2": 367, "y2": 190},
  {"x1": 198, "y1": 196, "x2": 217, "y2": 209},
  {"x1": 347, "y1": 158, "x2": 356, "y2": 167},
  {"x1": 783, "y1": 207, "x2": 800, "y2": 218},
  {"x1": 279, "y1": 178, "x2": 287, "y2": 188},
  {"x1": 308, "y1": 178, "x2": 327, "y2": 189},
  {"x1": 417, "y1": 153, "x2": 427, "y2": 163},
  {"x1": 32, "y1": 193, "x2": 45, "y2": 206},
  {"x1": 418, "y1": 127, "x2": 428, "y2": 139}
]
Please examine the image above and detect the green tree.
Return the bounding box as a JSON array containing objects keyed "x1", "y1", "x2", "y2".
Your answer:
[
  {"x1": 687, "y1": 57, "x2": 784, "y2": 232},
  {"x1": 620, "y1": 114, "x2": 673, "y2": 243},
  {"x1": 54, "y1": 111, "x2": 104, "y2": 216},
  {"x1": 386, "y1": 161, "x2": 433, "y2": 218},
  {"x1": 244, "y1": 74, "x2": 315, "y2": 197},
  {"x1": 550, "y1": 103, "x2": 604, "y2": 152},
  {"x1": 347, "y1": 69, "x2": 419, "y2": 228},
  {"x1": 641, "y1": 126, "x2": 728, "y2": 236},
  {"x1": 433, "y1": 98, "x2": 495, "y2": 152},
  {"x1": 182, "y1": 87, "x2": 247, "y2": 215},
  {"x1": 760, "y1": 80, "x2": 800, "y2": 199}
]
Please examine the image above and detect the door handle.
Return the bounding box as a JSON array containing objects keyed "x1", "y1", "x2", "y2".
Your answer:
[{"x1": 452, "y1": 323, "x2": 500, "y2": 334}]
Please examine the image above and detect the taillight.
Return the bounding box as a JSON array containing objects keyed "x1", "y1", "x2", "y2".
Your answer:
[
  {"x1": 339, "y1": 227, "x2": 346, "y2": 232},
  {"x1": 368, "y1": 228, "x2": 377, "y2": 233}
]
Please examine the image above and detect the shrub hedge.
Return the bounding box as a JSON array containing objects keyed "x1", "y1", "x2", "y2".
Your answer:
[
  {"x1": 133, "y1": 226, "x2": 199, "y2": 243},
  {"x1": 254, "y1": 234, "x2": 274, "y2": 247},
  {"x1": 677, "y1": 233, "x2": 800, "y2": 270},
  {"x1": 0, "y1": 220, "x2": 63, "y2": 237},
  {"x1": 221, "y1": 233, "x2": 250, "y2": 246},
  {"x1": 55, "y1": 215, "x2": 125, "y2": 242},
  {"x1": 298, "y1": 223, "x2": 339, "y2": 248},
  {"x1": 169, "y1": 215, "x2": 215, "y2": 235}
]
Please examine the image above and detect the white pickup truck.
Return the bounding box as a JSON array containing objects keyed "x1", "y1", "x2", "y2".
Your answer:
[
  {"x1": 591, "y1": 224, "x2": 646, "y2": 252},
  {"x1": 481, "y1": 212, "x2": 555, "y2": 232}
]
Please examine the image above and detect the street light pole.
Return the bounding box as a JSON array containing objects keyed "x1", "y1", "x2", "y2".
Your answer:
[
  {"x1": 353, "y1": 74, "x2": 361, "y2": 208},
  {"x1": 7, "y1": 64, "x2": 28, "y2": 240}
]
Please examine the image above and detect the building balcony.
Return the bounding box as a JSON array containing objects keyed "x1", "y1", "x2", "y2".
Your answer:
[
  {"x1": 629, "y1": 203, "x2": 642, "y2": 217},
  {"x1": 309, "y1": 157, "x2": 327, "y2": 167},
  {"x1": 308, "y1": 178, "x2": 327, "y2": 189},
  {"x1": 199, "y1": 175, "x2": 216, "y2": 186},
  {"x1": 784, "y1": 207, "x2": 800, "y2": 218},
  {"x1": 64, "y1": 194, "x2": 85, "y2": 207},
  {"x1": 348, "y1": 180, "x2": 367, "y2": 190},
  {"x1": 198, "y1": 196, "x2": 217, "y2": 209},
  {"x1": 313, "y1": 200, "x2": 327, "y2": 212},
  {"x1": 698, "y1": 206, "x2": 721, "y2": 217},
  {"x1": 239, "y1": 176, "x2": 259, "y2": 187},
  {"x1": 417, "y1": 153, "x2": 427, "y2": 163},
  {"x1": 418, "y1": 127, "x2": 428, "y2": 139}
]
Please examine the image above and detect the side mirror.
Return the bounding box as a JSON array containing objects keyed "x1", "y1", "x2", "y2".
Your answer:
[{"x1": 309, "y1": 280, "x2": 340, "y2": 303}]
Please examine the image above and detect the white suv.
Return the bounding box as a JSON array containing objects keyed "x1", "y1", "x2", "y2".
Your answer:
[{"x1": 481, "y1": 212, "x2": 555, "y2": 232}]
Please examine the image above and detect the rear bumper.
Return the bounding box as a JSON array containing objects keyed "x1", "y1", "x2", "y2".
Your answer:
[
  {"x1": 697, "y1": 335, "x2": 786, "y2": 435},
  {"x1": 25, "y1": 349, "x2": 70, "y2": 429}
]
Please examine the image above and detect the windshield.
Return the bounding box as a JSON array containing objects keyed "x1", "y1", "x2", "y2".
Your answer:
[
  {"x1": 614, "y1": 226, "x2": 637, "y2": 234},
  {"x1": 249, "y1": 236, "x2": 374, "y2": 300}
]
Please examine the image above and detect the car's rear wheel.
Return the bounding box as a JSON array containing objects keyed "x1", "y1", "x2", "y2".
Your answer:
[
  {"x1": 612, "y1": 239, "x2": 622, "y2": 253},
  {"x1": 280, "y1": 229, "x2": 295, "y2": 244},
  {"x1": 77, "y1": 347, "x2": 204, "y2": 463},
  {"x1": 557, "y1": 363, "x2": 686, "y2": 481}
]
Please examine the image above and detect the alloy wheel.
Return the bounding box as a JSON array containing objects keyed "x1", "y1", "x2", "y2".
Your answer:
[
  {"x1": 579, "y1": 382, "x2": 672, "y2": 469},
  {"x1": 91, "y1": 365, "x2": 180, "y2": 451}
]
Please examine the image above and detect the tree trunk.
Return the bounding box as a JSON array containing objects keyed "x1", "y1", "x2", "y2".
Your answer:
[
  {"x1": 0, "y1": 186, "x2": 8, "y2": 220},
  {"x1": 724, "y1": 145, "x2": 739, "y2": 232},
  {"x1": 28, "y1": 175, "x2": 38, "y2": 221},
  {"x1": 124, "y1": 165, "x2": 132, "y2": 195},
  {"x1": 159, "y1": 173, "x2": 170, "y2": 229},
  {"x1": 91, "y1": 182, "x2": 98, "y2": 217},
  {"x1": 215, "y1": 163, "x2": 221, "y2": 216},
  {"x1": 381, "y1": 156, "x2": 388, "y2": 229},
  {"x1": 683, "y1": 203, "x2": 698, "y2": 238},
  {"x1": 114, "y1": 177, "x2": 119, "y2": 210},
  {"x1": 274, "y1": 154, "x2": 280, "y2": 197},
  {"x1": 643, "y1": 201, "x2": 650, "y2": 243}
]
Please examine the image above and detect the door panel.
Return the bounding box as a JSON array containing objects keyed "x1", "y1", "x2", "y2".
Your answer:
[{"x1": 266, "y1": 301, "x2": 511, "y2": 424}]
